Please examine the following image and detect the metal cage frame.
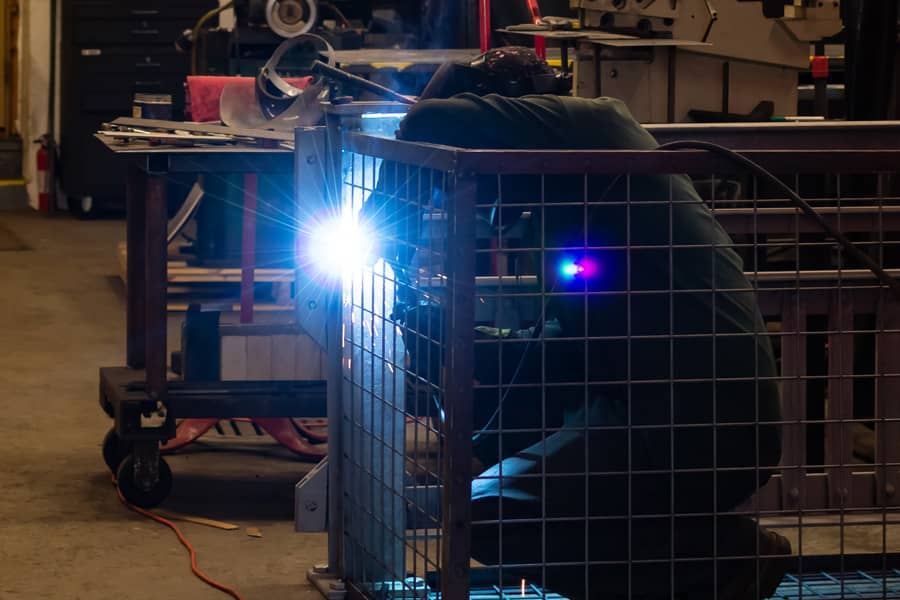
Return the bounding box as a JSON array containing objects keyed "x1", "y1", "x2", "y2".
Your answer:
[{"x1": 297, "y1": 118, "x2": 900, "y2": 600}]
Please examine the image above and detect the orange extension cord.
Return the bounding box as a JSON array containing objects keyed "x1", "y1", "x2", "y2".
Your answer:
[{"x1": 113, "y1": 478, "x2": 246, "y2": 600}]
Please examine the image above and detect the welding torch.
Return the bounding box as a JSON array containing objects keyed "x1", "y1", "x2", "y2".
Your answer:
[{"x1": 312, "y1": 60, "x2": 416, "y2": 105}]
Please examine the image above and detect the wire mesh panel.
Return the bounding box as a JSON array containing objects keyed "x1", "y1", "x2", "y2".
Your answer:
[
  {"x1": 332, "y1": 127, "x2": 475, "y2": 599},
  {"x1": 341, "y1": 153, "x2": 408, "y2": 587},
  {"x1": 330, "y1": 127, "x2": 900, "y2": 600}
]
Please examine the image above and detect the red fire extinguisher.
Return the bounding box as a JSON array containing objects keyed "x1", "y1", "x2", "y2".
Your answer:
[{"x1": 35, "y1": 136, "x2": 50, "y2": 212}]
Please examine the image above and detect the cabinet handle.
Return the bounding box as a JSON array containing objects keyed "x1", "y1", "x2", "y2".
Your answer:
[
  {"x1": 131, "y1": 29, "x2": 159, "y2": 35},
  {"x1": 130, "y1": 9, "x2": 160, "y2": 15},
  {"x1": 135, "y1": 80, "x2": 162, "y2": 87},
  {"x1": 135, "y1": 62, "x2": 162, "y2": 68}
]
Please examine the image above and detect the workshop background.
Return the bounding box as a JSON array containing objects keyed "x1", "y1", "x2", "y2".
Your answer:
[{"x1": 0, "y1": 1, "x2": 899, "y2": 600}]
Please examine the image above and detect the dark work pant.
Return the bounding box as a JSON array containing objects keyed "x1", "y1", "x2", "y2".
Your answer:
[
  {"x1": 470, "y1": 503, "x2": 775, "y2": 600},
  {"x1": 469, "y1": 423, "x2": 778, "y2": 600}
]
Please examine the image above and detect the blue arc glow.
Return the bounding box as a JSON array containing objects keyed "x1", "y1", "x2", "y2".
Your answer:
[
  {"x1": 360, "y1": 112, "x2": 408, "y2": 119},
  {"x1": 307, "y1": 216, "x2": 373, "y2": 278},
  {"x1": 559, "y1": 258, "x2": 599, "y2": 280},
  {"x1": 561, "y1": 262, "x2": 585, "y2": 277}
]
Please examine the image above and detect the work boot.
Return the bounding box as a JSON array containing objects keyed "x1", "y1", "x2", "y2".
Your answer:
[
  {"x1": 627, "y1": 516, "x2": 793, "y2": 600},
  {"x1": 716, "y1": 525, "x2": 792, "y2": 600}
]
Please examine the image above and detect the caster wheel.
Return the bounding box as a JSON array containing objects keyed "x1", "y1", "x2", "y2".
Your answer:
[
  {"x1": 67, "y1": 195, "x2": 96, "y2": 219},
  {"x1": 102, "y1": 428, "x2": 133, "y2": 473},
  {"x1": 115, "y1": 454, "x2": 172, "y2": 508}
]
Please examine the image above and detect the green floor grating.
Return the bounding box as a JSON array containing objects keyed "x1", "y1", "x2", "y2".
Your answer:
[
  {"x1": 417, "y1": 571, "x2": 900, "y2": 599},
  {"x1": 770, "y1": 570, "x2": 900, "y2": 599}
]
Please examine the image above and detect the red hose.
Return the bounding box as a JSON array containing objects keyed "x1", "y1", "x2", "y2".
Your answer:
[
  {"x1": 480, "y1": 0, "x2": 491, "y2": 52},
  {"x1": 524, "y1": 0, "x2": 546, "y2": 59},
  {"x1": 113, "y1": 477, "x2": 246, "y2": 600}
]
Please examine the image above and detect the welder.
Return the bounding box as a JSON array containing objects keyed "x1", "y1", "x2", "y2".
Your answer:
[{"x1": 363, "y1": 47, "x2": 791, "y2": 600}]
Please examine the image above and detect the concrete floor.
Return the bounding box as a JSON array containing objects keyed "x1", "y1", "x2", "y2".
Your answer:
[
  {"x1": 758, "y1": 503, "x2": 900, "y2": 556},
  {"x1": 0, "y1": 211, "x2": 326, "y2": 600},
  {"x1": 2, "y1": 210, "x2": 898, "y2": 600}
]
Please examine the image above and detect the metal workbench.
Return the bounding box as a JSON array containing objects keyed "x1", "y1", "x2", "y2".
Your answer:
[
  {"x1": 331, "y1": 48, "x2": 565, "y2": 96},
  {"x1": 96, "y1": 137, "x2": 326, "y2": 507},
  {"x1": 333, "y1": 48, "x2": 483, "y2": 66},
  {"x1": 332, "y1": 47, "x2": 563, "y2": 68}
]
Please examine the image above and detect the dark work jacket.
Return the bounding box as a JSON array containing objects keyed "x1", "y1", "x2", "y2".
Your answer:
[{"x1": 368, "y1": 94, "x2": 782, "y2": 513}]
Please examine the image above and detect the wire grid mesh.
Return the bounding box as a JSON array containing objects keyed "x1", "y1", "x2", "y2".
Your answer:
[
  {"x1": 335, "y1": 133, "x2": 475, "y2": 599},
  {"x1": 771, "y1": 570, "x2": 900, "y2": 600},
  {"x1": 331, "y1": 130, "x2": 900, "y2": 600}
]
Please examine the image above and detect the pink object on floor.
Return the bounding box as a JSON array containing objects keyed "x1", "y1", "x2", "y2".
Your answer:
[
  {"x1": 161, "y1": 417, "x2": 327, "y2": 460},
  {"x1": 160, "y1": 418, "x2": 219, "y2": 452},
  {"x1": 293, "y1": 418, "x2": 328, "y2": 442},
  {"x1": 255, "y1": 418, "x2": 328, "y2": 459}
]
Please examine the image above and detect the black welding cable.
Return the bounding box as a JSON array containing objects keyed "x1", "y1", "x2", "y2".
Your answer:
[
  {"x1": 190, "y1": 2, "x2": 234, "y2": 75},
  {"x1": 471, "y1": 176, "x2": 625, "y2": 442},
  {"x1": 658, "y1": 139, "x2": 900, "y2": 303},
  {"x1": 472, "y1": 145, "x2": 900, "y2": 443},
  {"x1": 470, "y1": 281, "x2": 557, "y2": 442}
]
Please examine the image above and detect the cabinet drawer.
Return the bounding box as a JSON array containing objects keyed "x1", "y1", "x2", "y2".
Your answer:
[
  {"x1": 75, "y1": 49, "x2": 188, "y2": 76},
  {"x1": 80, "y1": 88, "x2": 185, "y2": 113},
  {"x1": 72, "y1": 19, "x2": 188, "y2": 45},
  {"x1": 68, "y1": 0, "x2": 217, "y2": 21},
  {"x1": 77, "y1": 71, "x2": 186, "y2": 93},
  {"x1": 80, "y1": 90, "x2": 142, "y2": 113}
]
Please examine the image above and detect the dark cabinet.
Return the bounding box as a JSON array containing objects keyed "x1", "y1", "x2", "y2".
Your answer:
[{"x1": 60, "y1": 0, "x2": 217, "y2": 213}]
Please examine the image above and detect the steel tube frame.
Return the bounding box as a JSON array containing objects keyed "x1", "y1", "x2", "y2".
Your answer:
[
  {"x1": 105, "y1": 139, "x2": 295, "y2": 449},
  {"x1": 344, "y1": 131, "x2": 900, "y2": 175},
  {"x1": 327, "y1": 125, "x2": 900, "y2": 597}
]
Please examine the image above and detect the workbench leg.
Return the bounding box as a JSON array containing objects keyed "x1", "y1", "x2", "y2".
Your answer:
[
  {"x1": 241, "y1": 173, "x2": 258, "y2": 324},
  {"x1": 667, "y1": 46, "x2": 677, "y2": 123},
  {"x1": 126, "y1": 165, "x2": 147, "y2": 369},
  {"x1": 145, "y1": 173, "x2": 168, "y2": 404}
]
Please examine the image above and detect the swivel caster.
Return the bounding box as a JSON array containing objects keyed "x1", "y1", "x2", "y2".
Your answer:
[
  {"x1": 102, "y1": 428, "x2": 133, "y2": 473},
  {"x1": 68, "y1": 195, "x2": 96, "y2": 219},
  {"x1": 116, "y1": 454, "x2": 172, "y2": 508}
]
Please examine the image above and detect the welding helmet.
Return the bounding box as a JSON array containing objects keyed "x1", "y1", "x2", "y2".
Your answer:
[
  {"x1": 219, "y1": 33, "x2": 334, "y2": 131},
  {"x1": 256, "y1": 33, "x2": 335, "y2": 119},
  {"x1": 419, "y1": 46, "x2": 571, "y2": 100}
]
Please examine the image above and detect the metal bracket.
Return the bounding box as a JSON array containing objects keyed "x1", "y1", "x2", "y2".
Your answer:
[
  {"x1": 139, "y1": 399, "x2": 168, "y2": 429},
  {"x1": 295, "y1": 458, "x2": 328, "y2": 532},
  {"x1": 701, "y1": 0, "x2": 718, "y2": 42},
  {"x1": 307, "y1": 567, "x2": 347, "y2": 600}
]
